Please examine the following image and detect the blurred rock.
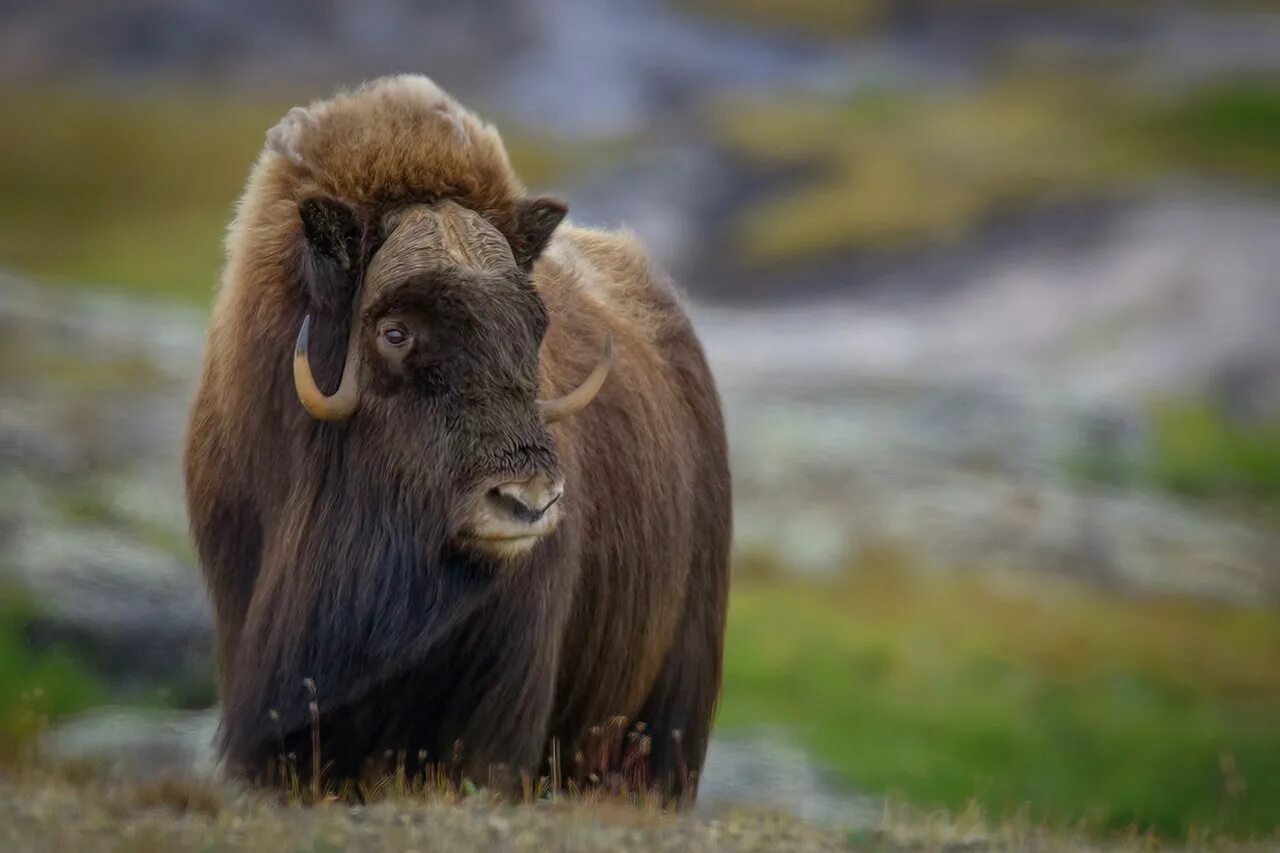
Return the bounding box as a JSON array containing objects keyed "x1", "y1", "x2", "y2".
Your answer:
[
  {"x1": 567, "y1": 138, "x2": 731, "y2": 271},
  {"x1": 699, "y1": 732, "x2": 880, "y2": 827},
  {"x1": 0, "y1": 0, "x2": 857, "y2": 137},
  {"x1": 13, "y1": 523, "x2": 211, "y2": 692},
  {"x1": 39, "y1": 707, "x2": 220, "y2": 781},
  {"x1": 699, "y1": 187, "x2": 1280, "y2": 601},
  {"x1": 0, "y1": 275, "x2": 212, "y2": 696},
  {"x1": 2, "y1": 1, "x2": 1277, "y2": 138}
]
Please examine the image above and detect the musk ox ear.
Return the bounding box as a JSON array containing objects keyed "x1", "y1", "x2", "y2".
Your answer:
[
  {"x1": 512, "y1": 196, "x2": 568, "y2": 269},
  {"x1": 300, "y1": 196, "x2": 362, "y2": 274}
]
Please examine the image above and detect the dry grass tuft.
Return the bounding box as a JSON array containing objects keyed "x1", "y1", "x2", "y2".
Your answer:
[{"x1": 0, "y1": 764, "x2": 851, "y2": 852}]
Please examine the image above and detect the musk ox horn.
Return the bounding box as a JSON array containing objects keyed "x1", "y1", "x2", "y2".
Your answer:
[
  {"x1": 293, "y1": 315, "x2": 362, "y2": 420},
  {"x1": 538, "y1": 334, "x2": 613, "y2": 424}
]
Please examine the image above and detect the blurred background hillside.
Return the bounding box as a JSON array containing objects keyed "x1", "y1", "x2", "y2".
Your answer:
[{"x1": 1, "y1": 0, "x2": 1278, "y2": 840}]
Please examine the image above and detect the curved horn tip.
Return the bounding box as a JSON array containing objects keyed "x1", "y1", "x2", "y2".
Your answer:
[
  {"x1": 293, "y1": 314, "x2": 361, "y2": 421},
  {"x1": 295, "y1": 314, "x2": 312, "y2": 355},
  {"x1": 538, "y1": 332, "x2": 614, "y2": 424}
]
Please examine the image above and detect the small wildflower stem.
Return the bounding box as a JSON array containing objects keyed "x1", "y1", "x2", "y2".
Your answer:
[{"x1": 304, "y1": 678, "x2": 321, "y2": 801}]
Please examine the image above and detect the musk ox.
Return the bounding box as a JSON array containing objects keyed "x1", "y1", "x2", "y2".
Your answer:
[{"x1": 183, "y1": 75, "x2": 730, "y2": 800}]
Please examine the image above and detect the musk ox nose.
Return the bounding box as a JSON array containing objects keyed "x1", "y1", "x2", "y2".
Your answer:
[
  {"x1": 464, "y1": 472, "x2": 565, "y2": 558},
  {"x1": 488, "y1": 474, "x2": 564, "y2": 523}
]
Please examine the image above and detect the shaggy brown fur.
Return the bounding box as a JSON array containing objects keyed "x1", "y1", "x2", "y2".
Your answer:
[{"x1": 183, "y1": 76, "x2": 731, "y2": 801}]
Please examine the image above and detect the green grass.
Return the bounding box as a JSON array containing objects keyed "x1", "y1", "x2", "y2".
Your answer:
[
  {"x1": 1145, "y1": 402, "x2": 1280, "y2": 510},
  {"x1": 0, "y1": 87, "x2": 289, "y2": 301},
  {"x1": 1069, "y1": 401, "x2": 1280, "y2": 514},
  {"x1": 0, "y1": 86, "x2": 608, "y2": 303},
  {"x1": 718, "y1": 555, "x2": 1280, "y2": 838},
  {"x1": 711, "y1": 75, "x2": 1280, "y2": 265},
  {"x1": 1154, "y1": 80, "x2": 1280, "y2": 187},
  {"x1": 711, "y1": 75, "x2": 1151, "y2": 264},
  {"x1": 8, "y1": 76, "x2": 1280, "y2": 295},
  {"x1": 0, "y1": 580, "x2": 107, "y2": 761}
]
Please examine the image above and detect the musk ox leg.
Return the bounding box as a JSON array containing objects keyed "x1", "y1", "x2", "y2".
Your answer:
[
  {"x1": 409, "y1": 590, "x2": 564, "y2": 786},
  {"x1": 259, "y1": 572, "x2": 567, "y2": 792},
  {"x1": 634, "y1": 357, "x2": 731, "y2": 805},
  {"x1": 631, "y1": 548, "x2": 730, "y2": 805}
]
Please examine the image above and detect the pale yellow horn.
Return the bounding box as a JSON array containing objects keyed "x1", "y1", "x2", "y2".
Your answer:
[
  {"x1": 538, "y1": 334, "x2": 613, "y2": 424},
  {"x1": 293, "y1": 315, "x2": 362, "y2": 420}
]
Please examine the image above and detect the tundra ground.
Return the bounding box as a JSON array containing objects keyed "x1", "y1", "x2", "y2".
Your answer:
[{"x1": 4, "y1": 765, "x2": 1278, "y2": 853}]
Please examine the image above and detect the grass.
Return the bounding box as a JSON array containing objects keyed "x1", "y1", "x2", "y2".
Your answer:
[
  {"x1": 4, "y1": 766, "x2": 1278, "y2": 852},
  {"x1": 1070, "y1": 400, "x2": 1280, "y2": 515},
  {"x1": 1153, "y1": 80, "x2": 1280, "y2": 190},
  {"x1": 8, "y1": 75, "x2": 1280, "y2": 295},
  {"x1": 0, "y1": 87, "x2": 287, "y2": 300},
  {"x1": 0, "y1": 767, "x2": 851, "y2": 852},
  {"x1": 711, "y1": 75, "x2": 1150, "y2": 264},
  {"x1": 1145, "y1": 403, "x2": 1280, "y2": 508},
  {"x1": 718, "y1": 552, "x2": 1280, "y2": 838},
  {"x1": 0, "y1": 86, "x2": 609, "y2": 303},
  {"x1": 5, "y1": 763, "x2": 1277, "y2": 851},
  {"x1": 711, "y1": 75, "x2": 1280, "y2": 265},
  {"x1": 0, "y1": 580, "x2": 107, "y2": 762}
]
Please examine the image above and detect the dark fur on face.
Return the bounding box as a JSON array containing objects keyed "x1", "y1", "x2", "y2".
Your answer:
[
  {"x1": 185, "y1": 75, "x2": 731, "y2": 801},
  {"x1": 314, "y1": 200, "x2": 562, "y2": 539}
]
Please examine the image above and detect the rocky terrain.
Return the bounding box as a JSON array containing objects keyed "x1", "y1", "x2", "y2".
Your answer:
[{"x1": 711, "y1": 186, "x2": 1280, "y2": 600}]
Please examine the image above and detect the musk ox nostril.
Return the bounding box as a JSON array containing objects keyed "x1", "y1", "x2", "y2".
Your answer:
[{"x1": 490, "y1": 475, "x2": 564, "y2": 523}]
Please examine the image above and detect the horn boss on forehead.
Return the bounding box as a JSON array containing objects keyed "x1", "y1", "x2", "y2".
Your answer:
[{"x1": 289, "y1": 196, "x2": 609, "y2": 423}]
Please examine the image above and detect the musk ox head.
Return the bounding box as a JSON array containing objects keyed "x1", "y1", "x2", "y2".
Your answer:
[{"x1": 291, "y1": 195, "x2": 611, "y2": 560}]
